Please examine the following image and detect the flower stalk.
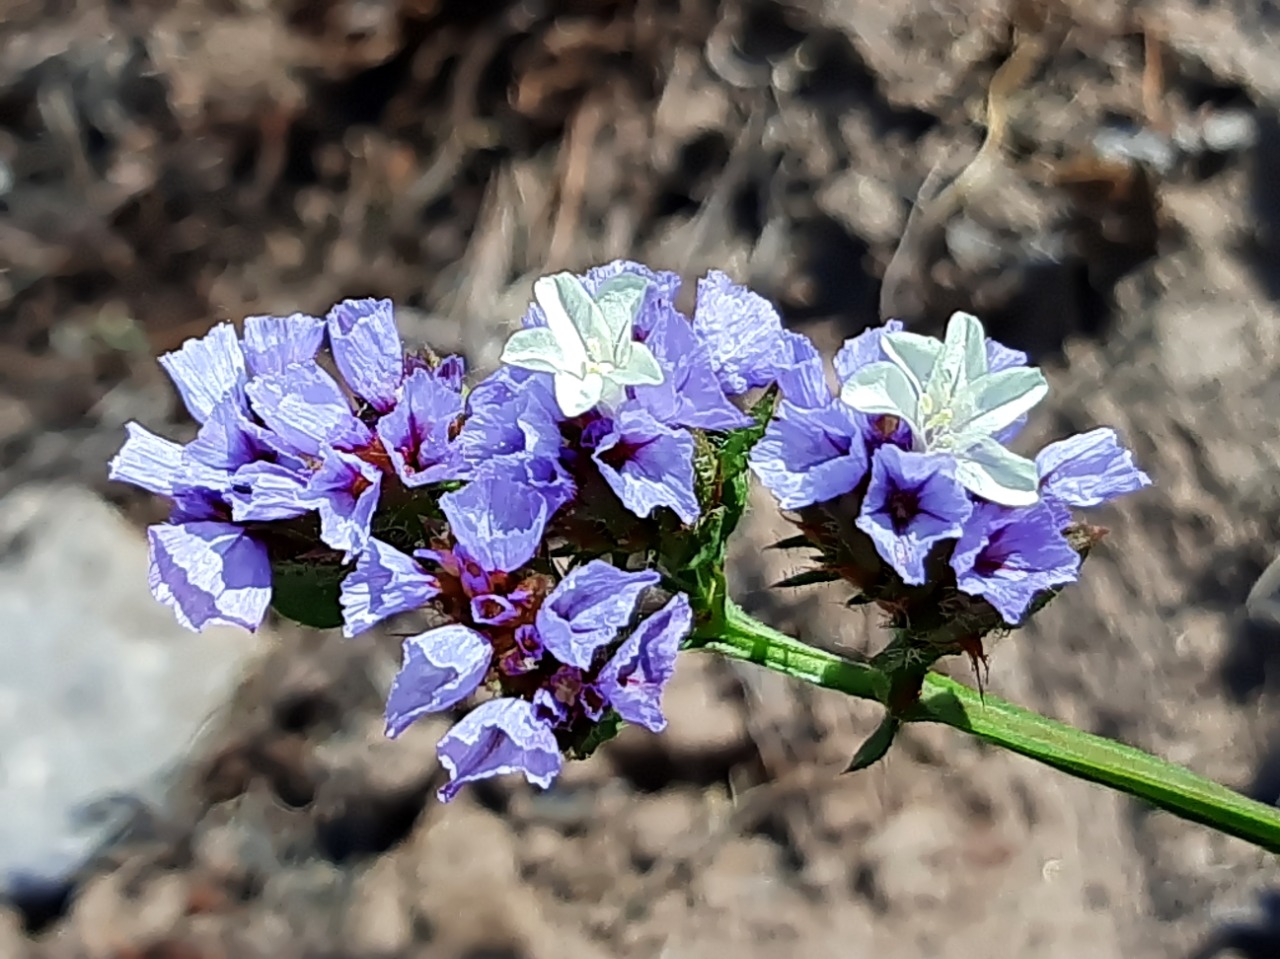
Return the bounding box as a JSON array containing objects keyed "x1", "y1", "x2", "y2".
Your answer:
[{"x1": 713, "y1": 599, "x2": 1280, "y2": 854}]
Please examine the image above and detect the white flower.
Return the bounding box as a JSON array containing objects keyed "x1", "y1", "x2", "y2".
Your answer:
[
  {"x1": 500, "y1": 272, "x2": 665, "y2": 417},
  {"x1": 839, "y1": 311, "x2": 1048, "y2": 506}
]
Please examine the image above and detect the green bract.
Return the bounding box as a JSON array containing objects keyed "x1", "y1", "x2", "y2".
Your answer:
[
  {"x1": 500, "y1": 272, "x2": 665, "y2": 417},
  {"x1": 839, "y1": 311, "x2": 1048, "y2": 506}
]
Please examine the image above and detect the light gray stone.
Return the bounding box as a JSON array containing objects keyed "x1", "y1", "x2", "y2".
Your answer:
[{"x1": 0, "y1": 484, "x2": 264, "y2": 896}]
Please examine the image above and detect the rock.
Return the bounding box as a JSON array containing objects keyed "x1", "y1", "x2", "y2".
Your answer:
[{"x1": 0, "y1": 484, "x2": 264, "y2": 899}]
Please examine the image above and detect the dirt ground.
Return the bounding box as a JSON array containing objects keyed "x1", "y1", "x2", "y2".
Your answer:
[{"x1": 5, "y1": 0, "x2": 1280, "y2": 956}]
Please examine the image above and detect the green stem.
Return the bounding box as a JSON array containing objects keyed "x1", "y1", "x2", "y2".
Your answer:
[
  {"x1": 697, "y1": 600, "x2": 890, "y2": 703},
  {"x1": 708, "y1": 600, "x2": 1280, "y2": 854}
]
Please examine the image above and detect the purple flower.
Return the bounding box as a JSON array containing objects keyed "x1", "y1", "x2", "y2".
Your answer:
[
  {"x1": 692, "y1": 270, "x2": 786, "y2": 395},
  {"x1": 146, "y1": 522, "x2": 272, "y2": 632},
  {"x1": 535, "y1": 561, "x2": 660, "y2": 669},
  {"x1": 950, "y1": 502, "x2": 1081, "y2": 624},
  {"x1": 245, "y1": 362, "x2": 370, "y2": 457},
  {"x1": 385, "y1": 624, "x2": 493, "y2": 738},
  {"x1": 376, "y1": 367, "x2": 465, "y2": 487},
  {"x1": 521, "y1": 260, "x2": 682, "y2": 337},
  {"x1": 589, "y1": 407, "x2": 700, "y2": 524},
  {"x1": 748, "y1": 399, "x2": 868, "y2": 509},
  {"x1": 1037, "y1": 428, "x2": 1151, "y2": 517},
  {"x1": 857, "y1": 446, "x2": 972, "y2": 585},
  {"x1": 303, "y1": 449, "x2": 382, "y2": 559},
  {"x1": 340, "y1": 538, "x2": 441, "y2": 637},
  {"x1": 595, "y1": 593, "x2": 690, "y2": 733},
  {"x1": 326, "y1": 298, "x2": 405, "y2": 413},
  {"x1": 436, "y1": 698, "x2": 564, "y2": 802},
  {"x1": 630, "y1": 307, "x2": 752, "y2": 431},
  {"x1": 454, "y1": 370, "x2": 575, "y2": 517}
]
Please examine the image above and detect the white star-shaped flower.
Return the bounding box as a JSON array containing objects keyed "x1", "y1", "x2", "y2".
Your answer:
[
  {"x1": 500, "y1": 272, "x2": 665, "y2": 417},
  {"x1": 839, "y1": 311, "x2": 1048, "y2": 506}
]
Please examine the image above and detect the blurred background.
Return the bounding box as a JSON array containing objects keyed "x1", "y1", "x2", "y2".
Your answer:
[{"x1": 4, "y1": 0, "x2": 1280, "y2": 956}]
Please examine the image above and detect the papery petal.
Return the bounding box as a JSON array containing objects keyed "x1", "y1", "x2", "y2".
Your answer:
[
  {"x1": 833, "y1": 320, "x2": 904, "y2": 383},
  {"x1": 591, "y1": 407, "x2": 700, "y2": 523},
  {"x1": 1037, "y1": 427, "x2": 1152, "y2": 509},
  {"x1": 246, "y1": 362, "x2": 370, "y2": 455},
  {"x1": 157, "y1": 324, "x2": 246, "y2": 424},
  {"x1": 470, "y1": 593, "x2": 519, "y2": 626},
  {"x1": 147, "y1": 522, "x2": 271, "y2": 632},
  {"x1": 597, "y1": 593, "x2": 691, "y2": 733},
  {"x1": 110, "y1": 423, "x2": 222, "y2": 497},
  {"x1": 339, "y1": 537, "x2": 440, "y2": 637},
  {"x1": 376, "y1": 367, "x2": 465, "y2": 487},
  {"x1": 440, "y1": 475, "x2": 548, "y2": 574},
  {"x1": 775, "y1": 330, "x2": 830, "y2": 410},
  {"x1": 185, "y1": 397, "x2": 274, "y2": 472},
  {"x1": 385, "y1": 625, "x2": 492, "y2": 737},
  {"x1": 326, "y1": 298, "x2": 405, "y2": 413},
  {"x1": 630, "y1": 309, "x2": 750, "y2": 431},
  {"x1": 436, "y1": 698, "x2": 563, "y2": 801},
  {"x1": 950, "y1": 502, "x2": 1081, "y2": 624},
  {"x1": 226, "y1": 461, "x2": 311, "y2": 522},
  {"x1": 242, "y1": 313, "x2": 326, "y2": 375},
  {"x1": 691, "y1": 270, "x2": 785, "y2": 395},
  {"x1": 985, "y1": 338, "x2": 1027, "y2": 373},
  {"x1": 748, "y1": 400, "x2": 868, "y2": 509},
  {"x1": 536, "y1": 560, "x2": 659, "y2": 670},
  {"x1": 855, "y1": 446, "x2": 970, "y2": 585}
]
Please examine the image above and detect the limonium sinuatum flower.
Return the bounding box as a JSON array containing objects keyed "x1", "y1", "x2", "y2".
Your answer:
[
  {"x1": 500, "y1": 272, "x2": 665, "y2": 418},
  {"x1": 840, "y1": 311, "x2": 1048, "y2": 506},
  {"x1": 751, "y1": 312, "x2": 1151, "y2": 625}
]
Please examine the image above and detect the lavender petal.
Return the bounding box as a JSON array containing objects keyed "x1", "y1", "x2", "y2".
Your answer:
[
  {"x1": 435, "y1": 698, "x2": 563, "y2": 801},
  {"x1": 385, "y1": 624, "x2": 493, "y2": 738}
]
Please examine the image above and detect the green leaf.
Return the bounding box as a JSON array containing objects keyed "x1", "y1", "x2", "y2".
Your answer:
[
  {"x1": 270, "y1": 560, "x2": 346, "y2": 630},
  {"x1": 568, "y1": 710, "x2": 625, "y2": 760},
  {"x1": 773, "y1": 568, "x2": 843, "y2": 589},
  {"x1": 846, "y1": 715, "x2": 902, "y2": 772},
  {"x1": 768, "y1": 534, "x2": 815, "y2": 551}
]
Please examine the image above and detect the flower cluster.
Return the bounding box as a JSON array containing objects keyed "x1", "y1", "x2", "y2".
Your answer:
[
  {"x1": 109, "y1": 302, "x2": 468, "y2": 632},
  {"x1": 111, "y1": 259, "x2": 1150, "y2": 798},
  {"x1": 750, "y1": 311, "x2": 1151, "y2": 630},
  {"x1": 110, "y1": 262, "x2": 794, "y2": 798}
]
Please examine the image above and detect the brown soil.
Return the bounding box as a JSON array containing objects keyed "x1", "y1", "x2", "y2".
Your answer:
[{"x1": 4, "y1": 1, "x2": 1280, "y2": 956}]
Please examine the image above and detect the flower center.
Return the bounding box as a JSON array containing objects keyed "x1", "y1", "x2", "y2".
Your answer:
[{"x1": 886, "y1": 488, "x2": 920, "y2": 533}]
